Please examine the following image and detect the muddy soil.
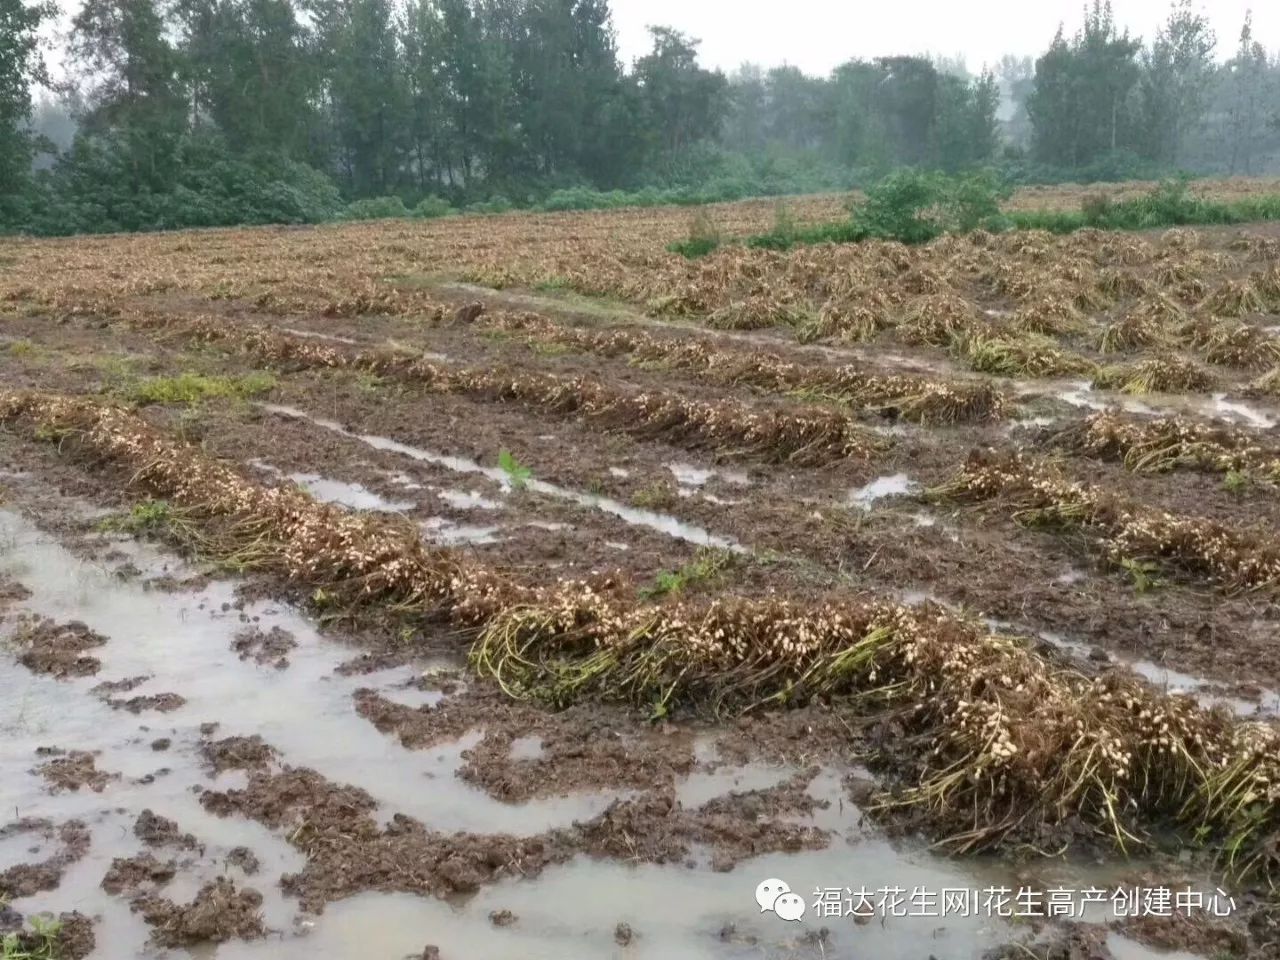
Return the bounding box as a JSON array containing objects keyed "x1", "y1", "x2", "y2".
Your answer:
[
  {"x1": 0, "y1": 910, "x2": 95, "y2": 960},
  {"x1": 353, "y1": 683, "x2": 699, "y2": 802},
  {"x1": 11, "y1": 616, "x2": 105, "y2": 678},
  {"x1": 1119, "y1": 913, "x2": 1250, "y2": 958},
  {"x1": 201, "y1": 734, "x2": 278, "y2": 773},
  {"x1": 1, "y1": 453, "x2": 1272, "y2": 959},
  {"x1": 6, "y1": 317, "x2": 1280, "y2": 698},
  {"x1": 133, "y1": 809, "x2": 200, "y2": 851},
  {"x1": 132, "y1": 877, "x2": 266, "y2": 947},
  {"x1": 104, "y1": 692, "x2": 187, "y2": 714},
  {"x1": 226, "y1": 846, "x2": 261, "y2": 874},
  {"x1": 984, "y1": 924, "x2": 1112, "y2": 960},
  {"x1": 5, "y1": 215, "x2": 1280, "y2": 960},
  {"x1": 101, "y1": 853, "x2": 177, "y2": 896},
  {"x1": 35, "y1": 751, "x2": 117, "y2": 793},
  {"x1": 0, "y1": 577, "x2": 32, "y2": 612},
  {"x1": 232, "y1": 625, "x2": 296, "y2": 668},
  {"x1": 0, "y1": 820, "x2": 90, "y2": 899},
  {"x1": 194, "y1": 734, "x2": 829, "y2": 912}
]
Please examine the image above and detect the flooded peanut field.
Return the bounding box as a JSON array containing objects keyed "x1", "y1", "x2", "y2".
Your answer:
[{"x1": 4, "y1": 198, "x2": 1280, "y2": 958}]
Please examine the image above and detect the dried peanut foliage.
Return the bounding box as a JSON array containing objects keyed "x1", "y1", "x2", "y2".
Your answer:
[
  {"x1": 1, "y1": 180, "x2": 1278, "y2": 397},
  {"x1": 4, "y1": 389, "x2": 1280, "y2": 879},
  {"x1": 3, "y1": 182, "x2": 1280, "y2": 889},
  {"x1": 935, "y1": 451, "x2": 1280, "y2": 594},
  {"x1": 1053, "y1": 411, "x2": 1280, "y2": 480},
  {"x1": 114, "y1": 309, "x2": 882, "y2": 467}
]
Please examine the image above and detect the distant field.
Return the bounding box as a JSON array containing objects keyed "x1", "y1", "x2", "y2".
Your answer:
[{"x1": 3, "y1": 174, "x2": 1280, "y2": 958}]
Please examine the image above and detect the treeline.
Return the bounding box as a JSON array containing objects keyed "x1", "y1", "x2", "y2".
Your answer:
[
  {"x1": 1018, "y1": 3, "x2": 1280, "y2": 178},
  {"x1": 0, "y1": 0, "x2": 1277, "y2": 236}
]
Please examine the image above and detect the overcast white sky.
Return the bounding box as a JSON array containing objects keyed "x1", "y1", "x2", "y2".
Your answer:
[
  {"x1": 38, "y1": 0, "x2": 1278, "y2": 85},
  {"x1": 610, "y1": 0, "x2": 1278, "y2": 74}
]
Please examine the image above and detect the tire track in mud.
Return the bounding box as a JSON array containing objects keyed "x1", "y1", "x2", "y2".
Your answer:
[{"x1": 259, "y1": 402, "x2": 743, "y2": 553}]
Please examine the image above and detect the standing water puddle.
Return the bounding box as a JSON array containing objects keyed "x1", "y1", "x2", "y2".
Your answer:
[
  {"x1": 1209, "y1": 393, "x2": 1275, "y2": 429},
  {"x1": 251, "y1": 461, "x2": 416, "y2": 512},
  {"x1": 0, "y1": 509, "x2": 1218, "y2": 960},
  {"x1": 848, "y1": 473, "x2": 919, "y2": 509},
  {"x1": 1036, "y1": 628, "x2": 1280, "y2": 719},
  {"x1": 280, "y1": 327, "x2": 359, "y2": 345},
  {"x1": 0, "y1": 510, "x2": 621, "y2": 840},
  {"x1": 421, "y1": 517, "x2": 504, "y2": 545},
  {"x1": 667, "y1": 461, "x2": 752, "y2": 488},
  {"x1": 207, "y1": 755, "x2": 1204, "y2": 960},
  {"x1": 1043, "y1": 380, "x2": 1278, "y2": 429},
  {"x1": 262, "y1": 404, "x2": 743, "y2": 552},
  {"x1": 287, "y1": 472, "x2": 414, "y2": 512},
  {"x1": 436, "y1": 488, "x2": 502, "y2": 511}
]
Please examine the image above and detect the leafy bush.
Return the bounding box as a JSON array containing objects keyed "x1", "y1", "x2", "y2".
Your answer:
[
  {"x1": 7, "y1": 133, "x2": 343, "y2": 236},
  {"x1": 1012, "y1": 179, "x2": 1280, "y2": 233},
  {"x1": 539, "y1": 187, "x2": 631, "y2": 211},
  {"x1": 1081, "y1": 192, "x2": 1114, "y2": 225},
  {"x1": 668, "y1": 210, "x2": 722, "y2": 258},
  {"x1": 342, "y1": 196, "x2": 409, "y2": 221},
  {"x1": 850, "y1": 169, "x2": 1010, "y2": 243},
  {"x1": 950, "y1": 170, "x2": 1012, "y2": 231},
  {"x1": 412, "y1": 195, "x2": 453, "y2": 218},
  {"x1": 466, "y1": 195, "x2": 514, "y2": 215},
  {"x1": 854, "y1": 169, "x2": 951, "y2": 243}
]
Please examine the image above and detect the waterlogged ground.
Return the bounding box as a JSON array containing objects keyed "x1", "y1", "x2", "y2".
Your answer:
[
  {"x1": 4, "y1": 201, "x2": 1280, "y2": 957},
  {"x1": 0, "y1": 496, "x2": 1219, "y2": 960}
]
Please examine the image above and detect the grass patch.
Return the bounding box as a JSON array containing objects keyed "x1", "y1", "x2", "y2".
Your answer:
[
  {"x1": 744, "y1": 176, "x2": 1280, "y2": 252},
  {"x1": 527, "y1": 340, "x2": 573, "y2": 358},
  {"x1": 97, "y1": 500, "x2": 177, "y2": 536},
  {"x1": 120, "y1": 371, "x2": 276, "y2": 406},
  {"x1": 1, "y1": 340, "x2": 40, "y2": 359},
  {"x1": 532, "y1": 278, "x2": 572, "y2": 293},
  {"x1": 2, "y1": 914, "x2": 62, "y2": 960},
  {"x1": 1011, "y1": 184, "x2": 1280, "y2": 234},
  {"x1": 498, "y1": 450, "x2": 532, "y2": 490},
  {"x1": 353, "y1": 371, "x2": 390, "y2": 393},
  {"x1": 1223, "y1": 470, "x2": 1250, "y2": 494},
  {"x1": 638, "y1": 550, "x2": 735, "y2": 600},
  {"x1": 632, "y1": 481, "x2": 678, "y2": 510},
  {"x1": 667, "y1": 210, "x2": 723, "y2": 259}
]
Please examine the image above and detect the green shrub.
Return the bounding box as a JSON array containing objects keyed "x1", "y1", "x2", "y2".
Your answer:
[
  {"x1": 849, "y1": 169, "x2": 1010, "y2": 243},
  {"x1": 1081, "y1": 192, "x2": 1114, "y2": 225},
  {"x1": 467, "y1": 195, "x2": 514, "y2": 215},
  {"x1": 950, "y1": 170, "x2": 1012, "y2": 231},
  {"x1": 854, "y1": 169, "x2": 950, "y2": 243},
  {"x1": 412, "y1": 195, "x2": 452, "y2": 218},
  {"x1": 1011, "y1": 178, "x2": 1280, "y2": 233},
  {"x1": 668, "y1": 210, "x2": 722, "y2": 259},
  {"x1": 539, "y1": 187, "x2": 630, "y2": 211},
  {"x1": 342, "y1": 196, "x2": 409, "y2": 221}
]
